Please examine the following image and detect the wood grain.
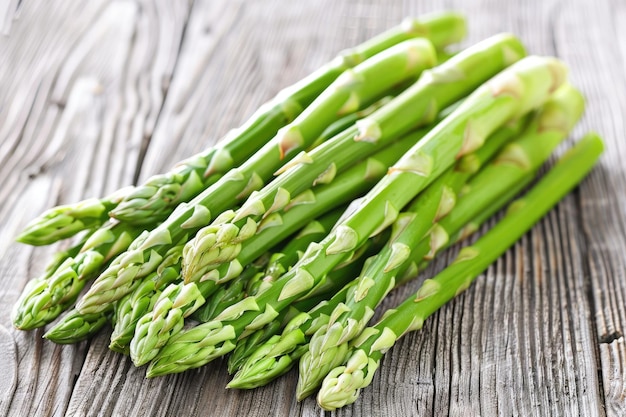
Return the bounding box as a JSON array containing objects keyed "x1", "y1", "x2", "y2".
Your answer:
[{"x1": 0, "y1": 0, "x2": 624, "y2": 416}]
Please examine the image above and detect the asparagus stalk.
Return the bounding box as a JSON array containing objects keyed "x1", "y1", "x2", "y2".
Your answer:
[
  {"x1": 118, "y1": 132, "x2": 422, "y2": 364},
  {"x1": 142, "y1": 228, "x2": 390, "y2": 377},
  {"x1": 184, "y1": 118, "x2": 434, "y2": 286},
  {"x1": 130, "y1": 136, "x2": 410, "y2": 365},
  {"x1": 108, "y1": 130, "x2": 426, "y2": 359},
  {"x1": 182, "y1": 34, "x2": 527, "y2": 284},
  {"x1": 226, "y1": 290, "x2": 348, "y2": 376},
  {"x1": 16, "y1": 13, "x2": 465, "y2": 243},
  {"x1": 229, "y1": 171, "x2": 530, "y2": 389},
  {"x1": 191, "y1": 257, "x2": 269, "y2": 323},
  {"x1": 11, "y1": 222, "x2": 141, "y2": 330},
  {"x1": 76, "y1": 39, "x2": 437, "y2": 316},
  {"x1": 310, "y1": 95, "x2": 395, "y2": 150},
  {"x1": 109, "y1": 260, "x2": 183, "y2": 354},
  {"x1": 145, "y1": 55, "x2": 567, "y2": 377},
  {"x1": 43, "y1": 237, "x2": 185, "y2": 346},
  {"x1": 229, "y1": 280, "x2": 362, "y2": 389},
  {"x1": 15, "y1": 187, "x2": 132, "y2": 246},
  {"x1": 317, "y1": 133, "x2": 604, "y2": 410},
  {"x1": 111, "y1": 95, "x2": 392, "y2": 226},
  {"x1": 11, "y1": 236, "x2": 88, "y2": 329},
  {"x1": 43, "y1": 308, "x2": 110, "y2": 344}
]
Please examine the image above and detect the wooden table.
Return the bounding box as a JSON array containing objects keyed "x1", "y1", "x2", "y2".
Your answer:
[{"x1": 1, "y1": 1, "x2": 624, "y2": 416}]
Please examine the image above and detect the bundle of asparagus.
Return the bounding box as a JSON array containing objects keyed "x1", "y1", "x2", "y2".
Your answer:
[{"x1": 11, "y1": 11, "x2": 603, "y2": 411}]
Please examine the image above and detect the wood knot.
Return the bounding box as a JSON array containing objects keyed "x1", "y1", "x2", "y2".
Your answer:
[{"x1": 599, "y1": 331, "x2": 623, "y2": 344}]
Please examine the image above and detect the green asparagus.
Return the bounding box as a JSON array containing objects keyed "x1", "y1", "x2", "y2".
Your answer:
[
  {"x1": 131, "y1": 168, "x2": 396, "y2": 366},
  {"x1": 195, "y1": 209, "x2": 344, "y2": 323},
  {"x1": 133, "y1": 200, "x2": 387, "y2": 366},
  {"x1": 228, "y1": 169, "x2": 530, "y2": 389},
  {"x1": 43, "y1": 308, "x2": 110, "y2": 344},
  {"x1": 15, "y1": 187, "x2": 132, "y2": 246},
  {"x1": 228, "y1": 284, "x2": 355, "y2": 388},
  {"x1": 128, "y1": 133, "x2": 421, "y2": 365},
  {"x1": 124, "y1": 131, "x2": 425, "y2": 365},
  {"x1": 228, "y1": 116, "x2": 532, "y2": 389},
  {"x1": 109, "y1": 259, "x2": 182, "y2": 354},
  {"x1": 12, "y1": 222, "x2": 142, "y2": 330},
  {"x1": 12, "y1": 235, "x2": 91, "y2": 328},
  {"x1": 317, "y1": 133, "x2": 604, "y2": 410},
  {"x1": 145, "y1": 55, "x2": 566, "y2": 377},
  {"x1": 413, "y1": 83, "x2": 583, "y2": 265},
  {"x1": 297, "y1": 83, "x2": 584, "y2": 397},
  {"x1": 7, "y1": 13, "x2": 606, "y2": 413},
  {"x1": 191, "y1": 257, "x2": 269, "y2": 323}
]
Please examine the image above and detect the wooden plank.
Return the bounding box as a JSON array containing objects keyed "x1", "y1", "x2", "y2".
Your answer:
[
  {"x1": 1, "y1": 0, "x2": 624, "y2": 416},
  {"x1": 0, "y1": 1, "x2": 111, "y2": 414},
  {"x1": 0, "y1": 0, "x2": 192, "y2": 415}
]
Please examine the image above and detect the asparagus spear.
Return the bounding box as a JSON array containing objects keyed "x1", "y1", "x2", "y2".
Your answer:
[
  {"x1": 11, "y1": 236, "x2": 89, "y2": 329},
  {"x1": 190, "y1": 258, "x2": 269, "y2": 324},
  {"x1": 317, "y1": 133, "x2": 604, "y2": 410},
  {"x1": 145, "y1": 56, "x2": 567, "y2": 377},
  {"x1": 310, "y1": 95, "x2": 395, "y2": 150},
  {"x1": 182, "y1": 33, "x2": 527, "y2": 284},
  {"x1": 100, "y1": 120, "x2": 433, "y2": 360},
  {"x1": 415, "y1": 84, "x2": 583, "y2": 264},
  {"x1": 183, "y1": 119, "x2": 434, "y2": 287},
  {"x1": 296, "y1": 83, "x2": 584, "y2": 398},
  {"x1": 76, "y1": 39, "x2": 437, "y2": 315},
  {"x1": 16, "y1": 13, "x2": 465, "y2": 243},
  {"x1": 111, "y1": 95, "x2": 394, "y2": 227},
  {"x1": 229, "y1": 252, "x2": 399, "y2": 376},
  {"x1": 15, "y1": 187, "x2": 132, "y2": 246},
  {"x1": 230, "y1": 270, "x2": 390, "y2": 389},
  {"x1": 11, "y1": 222, "x2": 141, "y2": 330},
  {"x1": 43, "y1": 237, "x2": 185, "y2": 346},
  {"x1": 228, "y1": 174, "x2": 532, "y2": 389},
  {"x1": 144, "y1": 228, "x2": 388, "y2": 377},
  {"x1": 43, "y1": 308, "x2": 110, "y2": 344},
  {"x1": 141, "y1": 227, "x2": 390, "y2": 377},
  {"x1": 109, "y1": 259, "x2": 183, "y2": 354}
]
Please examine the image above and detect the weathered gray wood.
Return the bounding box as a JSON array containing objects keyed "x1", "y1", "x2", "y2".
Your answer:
[
  {"x1": 0, "y1": 0, "x2": 192, "y2": 416},
  {"x1": 556, "y1": 1, "x2": 626, "y2": 415},
  {"x1": 1, "y1": 0, "x2": 624, "y2": 416}
]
